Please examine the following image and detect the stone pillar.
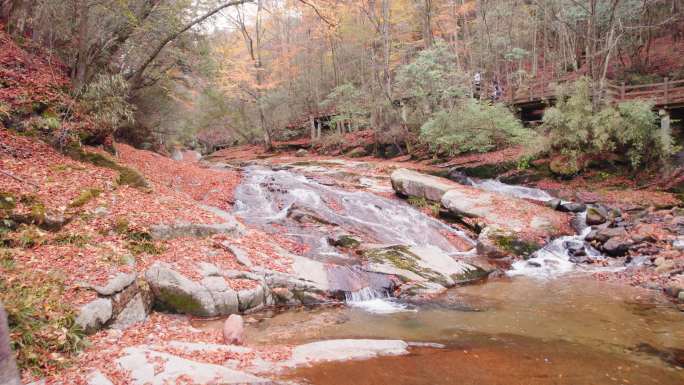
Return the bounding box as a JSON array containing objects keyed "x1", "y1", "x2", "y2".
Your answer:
[{"x1": 0, "y1": 302, "x2": 20, "y2": 385}]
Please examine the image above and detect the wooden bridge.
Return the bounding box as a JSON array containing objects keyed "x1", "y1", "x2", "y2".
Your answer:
[{"x1": 509, "y1": 77, "x2": 684, "y2": 110}]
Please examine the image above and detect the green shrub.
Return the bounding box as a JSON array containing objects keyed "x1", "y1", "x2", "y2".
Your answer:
[
  {"x1": 81, "y1": 74, "x2": 135, "y2": 137},
  {"x1": 420, "y1": 99, "x2": 535, "y2": 155},
  {"x1": 542, "y1": 77, "x2": 674, "y2": 169}
]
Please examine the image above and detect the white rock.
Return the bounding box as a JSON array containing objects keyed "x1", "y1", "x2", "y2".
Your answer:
[
  {"x1": 87, "y1": 370, "x2": 114, "y2": 385},
  {"x1": 75, "y1": 298, "x2": 112, "y2": 334},
  {"x1": 166, "y1": 341, "x2": 252, "y2": 354},
  {"x1": 288, "y1": 339, "x2": 409, "y2": 367},
  {"x1": 390, "y1": 168, "x2": 456, "y2": 201},
  {"x1": 92, "y1": 272, "x2": 137, "y2": 296},
  {"x1": 116, "y1": 347, "x2": 270, "y2": 384},
  {"x1": 110, "y1": 293, "x2": 148, "y2": 330}
]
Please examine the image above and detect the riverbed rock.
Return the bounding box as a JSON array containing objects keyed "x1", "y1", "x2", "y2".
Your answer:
[
  {"x1": 586, "y1": 206, "x2": 608, "y2": 226},
  {"x1": 559, "y1": 202, "x2": 587, "y2": 213},
  {"x1": 116, "y1": 346, "x2": 269, "y2": 384},
  {"x1": 586, "y1": 227, "x2": 628, "y2": 243},
  {"x1": 476, "y1": 226, "x2": 539, "y2": 259},
  {"x1": 295, "y1": 149, "x2": 309, "y2": 157},
  {"x1": 362, "y1": 245, "x2": 488, "y2": 294},
  {"x1": 75, "y1": 298, "x2": 113, "y2": 334},
  {"x1": 390, "y1": 168, "x2": 457, "y2": 201},
  {"x1": 145, "y1": 262, "x2": 238, "y2": 316},
  {"x1": 602, "y1": 236, "x2": 634, "y2": 256},
  {"x1": 287, "y1": 339, "x2": 409, "y2": 367},
  {"x1": 0, "y1": 303, "x2": 20, "y2": 385}
]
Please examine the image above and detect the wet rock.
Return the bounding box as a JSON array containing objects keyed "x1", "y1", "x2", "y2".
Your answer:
[
  {"x1": 559, "y1": 202, "x2": 587, "y2": 213},
  {"x1": 237, "y1": 284, "x2": 267, "y2": 312},
  {"x1": 0, "y1": 303, "x2": 20, "y2": 385},
  {"x1": 328, "y1": 233, "x2": 361, "y2": 249},
  {"x1": 664, "y1": 276, "x2": 684, "y2": 298},
  {"x1": 586, "y1": 206, "x2": 608, "y2": 226},
  {"x1": 362, "y1": 245, "x2": 487, "y2": 292},
  {"x1": 477, "y1": 226, "x2": 539, "y2": 259},
  {"x1": 145, "y1": 262, "x2": 238, "y2": 317},
  {"x1": 295, "y1": 149, "x2": 309, "y2": 157},
  {"x1": 546, "y1": 198, "x2": 561, "y2": 210},
  {"x1": 602, "y1": 237, "x2": 634, "y2": 257},
  {"x1": 116, "y1": 346, "x2": 269, "y2": 384},
  {"x1": 76, "y1": 298, "x2": 113, "y2": 334},
  {"x1": 390, "y1": 168, "x2": 457, "y2": 201},
  {"x1": 586, "y1": 227, "x2": 628, "y2": 243},
  {"x1": 287, "y1": 339, "x2": 409, "y2": 367},
  {"x1": 446, "y1": 169, "x2": 471, "y2": 185},
  {"x1": 346, "y1": 147, "x2": 367, "y2": 158}
]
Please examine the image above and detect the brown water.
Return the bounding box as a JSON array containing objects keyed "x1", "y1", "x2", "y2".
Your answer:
[{"x1": 203, "y1": 276, "x2": 684, "y2": 384}]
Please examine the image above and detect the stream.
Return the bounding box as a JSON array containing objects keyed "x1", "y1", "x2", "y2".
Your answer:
[{"x1": 228, "y1": 162, "x2": 683, "y2": 384}]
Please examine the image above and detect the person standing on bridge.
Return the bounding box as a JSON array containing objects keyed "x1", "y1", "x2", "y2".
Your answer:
[{"x1": 473, "y1": 71, "x2": 482, "y2": 99}]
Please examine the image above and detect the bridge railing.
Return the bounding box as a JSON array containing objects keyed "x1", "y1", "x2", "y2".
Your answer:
[{"x1": 510, "y1": 77, "x2": 684, "y2": 107}]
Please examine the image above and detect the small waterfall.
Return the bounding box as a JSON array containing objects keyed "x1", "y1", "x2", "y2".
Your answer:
[
  {"x1": 345, "y1": 287, "x2": 412, "y2": 314},
  {"x1": 508, "y1": 212, "x2": 610, "y2": 278}
]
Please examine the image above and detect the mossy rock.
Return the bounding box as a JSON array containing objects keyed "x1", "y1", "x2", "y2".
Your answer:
[
  {"x1": 477, "y1": 226, "x2": 540, "y2": 259},
  {"x1": 549, "y1": 156, "x2": 585, "y2": 178},
  {"x1": 155, "y1": 287, "x2": 207, "y2": 316},
  {"x1": 457, "y1": 161, "x2": 517, "y2": 179},
  {"x1": 0, "y1": 192, "x2": 17, "y2": 212}
]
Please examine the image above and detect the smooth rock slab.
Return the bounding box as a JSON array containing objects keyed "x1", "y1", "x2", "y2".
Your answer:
[
  {"x1": 287, "y1": 339, "x2": 409, "y2": 367},
  {"x1": 117, "y1": 347, "x2": 270, "y2": 385},
  {"x1": 1, "y1": 303, "x2": 21, "y2": 385}
]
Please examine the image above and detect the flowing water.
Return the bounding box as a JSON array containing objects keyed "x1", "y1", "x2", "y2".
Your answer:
[{"x1": 225, "y1": 162, "x2": 683, "y2": 384}]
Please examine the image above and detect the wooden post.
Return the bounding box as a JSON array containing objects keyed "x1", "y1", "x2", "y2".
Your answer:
[
  {"x1": 664, "y1": 77, "x2": 669, "y2": 105},
  {"x1": 620, "y1": 82, "x2": 625, "y2": 100}
]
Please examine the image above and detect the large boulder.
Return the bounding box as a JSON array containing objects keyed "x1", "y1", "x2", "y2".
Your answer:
[
  {"x1": 390, "y1": 168, "x2": 458, "y2": 201},
  {"x1": 441, "y1": 186, "x2": 569, "y2": 243},
  {"x1": 362, "y1": 245, "x2": 488, "y2": 295},
  {"x1": 476, "y1": 226, "x2": 540, "y2": 260},
  {"x1": 0, "y1": 303, "x2": 20, "y2": 385},
  {"x1": 390, "y1": 169, "x2": 570, "y2": 247},
  {"x1": 145, "y1": 262, "x2": 238, "y2": 316}
]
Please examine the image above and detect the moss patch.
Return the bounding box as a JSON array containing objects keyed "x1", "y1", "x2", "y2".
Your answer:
[
  {"x1": 0, "y1": 192, "x2": 17, "y2": 212},
  {"x1": 364, "y1": 246, "x2": 449, "y2": 286},
  {"x1": 65, "y1": 147, "x2": 150, "y2": 190},
  {"x1": 493, "y1": 234, "x2": 540, "y2": 258},
  {"x1": 156, "y1": 287, "x2": 206, "y2": 316},
  {"x1": 68, "y1": 188, "x2": 102, "y2": 208}
]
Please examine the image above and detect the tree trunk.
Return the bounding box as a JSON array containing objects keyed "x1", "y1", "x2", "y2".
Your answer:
[{"x1": 73, "y1": 0, "x2": 90, "y2": 92}]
